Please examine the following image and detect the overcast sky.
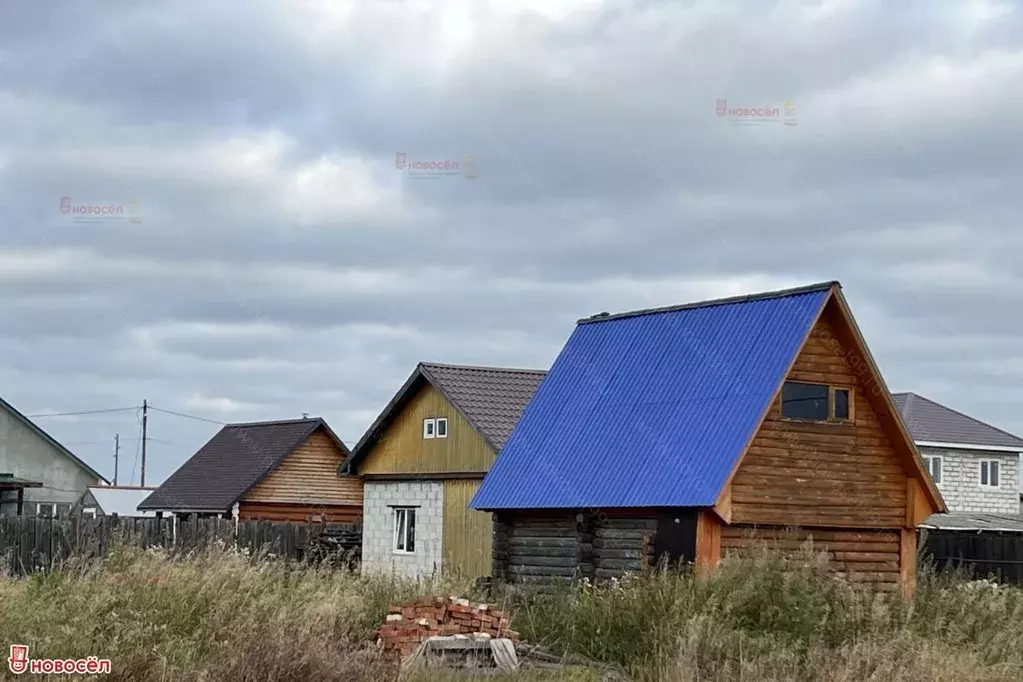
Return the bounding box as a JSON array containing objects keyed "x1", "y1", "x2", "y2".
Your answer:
[{"x1": 1, "y1": 0, "x2": 1021, "y2": 485}]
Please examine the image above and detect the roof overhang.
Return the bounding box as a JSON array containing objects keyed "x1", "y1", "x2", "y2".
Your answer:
[
  {"x1": 0, "y1": 475, "x2": 44, "y2": 491},
  {"x1": 916, "y1": 441, "x2": 1023, "y2": 454}
]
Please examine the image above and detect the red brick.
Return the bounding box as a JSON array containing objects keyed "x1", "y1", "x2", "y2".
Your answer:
[{"x1": 449, "y1": 604, "x2": 473, "y2": 614}]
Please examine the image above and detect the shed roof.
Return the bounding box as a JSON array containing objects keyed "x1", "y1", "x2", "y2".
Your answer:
[
  {"x1": 922, "y1": 512, "x2": 1023, "y2": 533},
  {"x1": 345, "y1": 363, "x2": 547, "y2": 473},
  {"x1": 892, "y1": 392, "x2": 1023, "y2": 451},
  {"x1": 138, "y1": 417, "x2": 349, "y2": 512},
  {"x1": 471, "y1": 282, "x2": 837, "y2": 510},
  {"x1": 88, "y1": 486, "x2": 158, "y2": 517}
]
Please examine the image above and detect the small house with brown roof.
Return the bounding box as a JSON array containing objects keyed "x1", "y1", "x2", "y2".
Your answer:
[
  {"x1": 138, "y1": 417, "x2": 362, "y2": 523},
  {"x1": 343, "y1": 362, "x2": 546, "y2": 579}
]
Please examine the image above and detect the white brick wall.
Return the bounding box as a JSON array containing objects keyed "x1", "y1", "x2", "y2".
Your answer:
[
  {"x1": 360, "y1": 481, "x2": 444, "y2": 578},
  {"x1": 920, "y1": 446, "x2": 1020, "y2": 514}
]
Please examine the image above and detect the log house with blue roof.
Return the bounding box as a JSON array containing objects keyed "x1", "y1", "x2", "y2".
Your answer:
[{"x1": 471, "y1": 281, "x2": 945, "y2": 598}]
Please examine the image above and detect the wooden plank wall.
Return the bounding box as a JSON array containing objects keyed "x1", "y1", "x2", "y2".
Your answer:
[
  {"x1": 730, "y1": 314, "x2": 908, "y2": 529},
  {"x1": 721, "y1": 525, "x2": 902, "y2": 591},
  {"x1": 441, "y1": 479, "x2": 493, "y2": 579},
  {"x1": 359, "y1": 384, "x2": 495, "y2": 475},
  {"x1": 243, "y1": 429, "x2": 363, "y2": 506}
]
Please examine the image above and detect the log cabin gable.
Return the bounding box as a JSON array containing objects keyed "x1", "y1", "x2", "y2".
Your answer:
[{"x1": 718, "y1": 288, "x2": 945, "y2": 528}]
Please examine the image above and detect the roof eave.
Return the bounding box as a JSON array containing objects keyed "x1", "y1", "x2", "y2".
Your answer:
[
  {"x1": 0, "y1": 396, "x2": 109, "y2": 483},
  {"x1": 916, "y1": 440, "x2": 1023, "y2": 454}
]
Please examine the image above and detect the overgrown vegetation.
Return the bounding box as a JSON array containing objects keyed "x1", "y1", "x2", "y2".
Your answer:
[{"x1": 2, "y1": 542, "x2": 1022, "y2": 681}]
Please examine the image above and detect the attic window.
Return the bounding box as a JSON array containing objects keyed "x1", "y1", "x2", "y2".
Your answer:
[
  {"x1": 781, "y1": 382, "x2": 854, "y2": 422},
  {"x1": 423, "y1": 417, "x2": 448, "y2": 439}
]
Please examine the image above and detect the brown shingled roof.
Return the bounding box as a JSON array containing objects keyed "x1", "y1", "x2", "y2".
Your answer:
[
  {"x1": 892, "y1": 392, "x2": 1023, "y2": 451},
  {"x1": 138, "y1": 417, "x2": 349, "y2": 512},
  {"x1": 345, "y1": 362, "x2": 547, "y2": 472}
]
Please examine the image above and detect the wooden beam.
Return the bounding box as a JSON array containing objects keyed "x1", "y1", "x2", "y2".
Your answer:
[
  {"x1": 16, "y1": 488, "x2": 23, "y2": 516},
  {"x1": 712, "y1": 485, "x2": 732, "y2": 523},
  {"x1": 695, "y1": 510, "x2": 722, "y2": 576},
  {"x1": 899, "y1": 528, "x2": 917, "y2": 600}
]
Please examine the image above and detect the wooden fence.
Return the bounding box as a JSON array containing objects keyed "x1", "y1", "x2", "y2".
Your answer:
[
  {"x1": 921, "y1": 529, "x2": 1023, "y2": 585},
  {"x1": 0, "y1": 516, "x2": 362, "y2": 576}
]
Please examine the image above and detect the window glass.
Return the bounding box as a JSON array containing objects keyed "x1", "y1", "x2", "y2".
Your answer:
[
  {"x1": 436, "y1": 418, "x2": 447, "y2": 437},
  {"x1": 781, "y1": 382, "x2": 829, "y2": 420},
  {"x1": 834, "y1": 389, "x2": 850, "y2": 420}
]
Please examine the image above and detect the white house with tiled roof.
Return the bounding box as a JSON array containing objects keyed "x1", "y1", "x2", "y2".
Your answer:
[{"x1": 893, "y1": 392, "x2": 1023, "y2": 515}]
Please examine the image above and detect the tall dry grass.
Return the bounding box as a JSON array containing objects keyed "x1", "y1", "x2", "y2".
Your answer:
[{"x1": 1, "y1": 542, "x2": 1022, "y2": 681}]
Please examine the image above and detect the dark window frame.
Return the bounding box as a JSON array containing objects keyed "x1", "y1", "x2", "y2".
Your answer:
[{"x1": 781, "y1": 381, "x2": 855, "y2": 423}]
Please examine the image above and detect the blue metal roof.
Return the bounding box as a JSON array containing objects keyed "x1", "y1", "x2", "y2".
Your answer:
[{"x1": 471, "y1": 283, "x2": 833, "y2": 510}]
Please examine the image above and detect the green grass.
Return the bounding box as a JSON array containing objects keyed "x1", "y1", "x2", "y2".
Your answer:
[{"x1": 2, "y1": 543, "x2": 1023, "y2": 681}]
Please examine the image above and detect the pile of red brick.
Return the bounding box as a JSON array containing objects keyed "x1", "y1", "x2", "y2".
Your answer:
[{"x1": 375, "y1": 596, "x2": 519, "y2": 659}]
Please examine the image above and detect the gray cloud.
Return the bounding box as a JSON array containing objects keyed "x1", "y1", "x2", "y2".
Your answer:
[{"x1": 1, "y1": 0, "x2": 1022, "y2": 483}]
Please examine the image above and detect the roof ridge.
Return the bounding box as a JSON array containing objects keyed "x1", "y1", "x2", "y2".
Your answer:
[
  {"x1": 420, "y1": 361, "x2": 547, "y2": 375},
  {"x1": 577, "y1": 281, "x2": 840, "y2": 325},
  {"x1": 910, "y1": 393, "x2": 1023, "y2": 445},
  {"x1": 224, "y1": 416, "x2": 322, "y2": 428}
]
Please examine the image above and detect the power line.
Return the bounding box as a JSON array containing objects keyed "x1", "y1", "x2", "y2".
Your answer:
[
  {"x1": 148, "y1": 405, "x2": 225, "y2": 425},
  {"x1": 27, "y1": 406, "x2": 138, "y2": 418}
]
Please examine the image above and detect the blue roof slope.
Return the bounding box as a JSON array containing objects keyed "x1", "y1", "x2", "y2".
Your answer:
[{"x1": 471, "y1": 284, "x2": 833, "y2": 510}]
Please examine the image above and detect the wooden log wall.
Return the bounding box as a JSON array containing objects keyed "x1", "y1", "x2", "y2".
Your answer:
[
  {"x1": 721, "y1": 524, "x2": 902, "y2": 591},
  {"x1": 593, "y1": 516, "x2": 656, "y2": 580},
  {"x1": 500, "y1": 513, "x2": 579, "y2": 584},
  {"x1": 493, "y1": 512, "x2": 656, "y2": 584},
  {"x1": 730, "y1": 314, "x2": 909, "y2": 529}
]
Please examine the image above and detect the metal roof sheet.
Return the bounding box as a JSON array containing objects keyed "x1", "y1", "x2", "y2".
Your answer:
[
  {"x1": 892, "y1": 392, "x2": 1023, "y2": 450},
  {"x1": 471, "y1": 283, "x2": 832, "y2": 510},
  {"x1": 922, "y1": 512, "x2": 1023, "y2": 533}
]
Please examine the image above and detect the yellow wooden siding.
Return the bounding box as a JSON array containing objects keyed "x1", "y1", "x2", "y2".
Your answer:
[
  {"x1": 359, "y1": 384, "x2": 495, "y2": 474},
  {"x1": 442, "y1": 479, "x2": 493, "y2": 579},
  {"x1": 243, "y1": 429, "x2": 364, "y2": 505}
]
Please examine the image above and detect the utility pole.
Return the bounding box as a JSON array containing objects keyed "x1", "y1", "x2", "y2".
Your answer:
[
  {"x1": 113, "y1": 434, "x2": 120, "y2": 486},
  {"x1": 141, "y1": 399, "x2": 148, "y2": 487}
]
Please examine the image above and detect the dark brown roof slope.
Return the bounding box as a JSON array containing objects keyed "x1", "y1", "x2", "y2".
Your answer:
[
  {"x1": 892, "y1": 392, "x2": 1023, "y2": 450},
  {"x1": 345, "y1": 362, "x2": 547, "y2": 473},
  {"x1": 421, "y1": 363, "x2": 548, "y2": 449},
  {"x1": 138, "y1": 417, "x2": 349, "y2": 512}
]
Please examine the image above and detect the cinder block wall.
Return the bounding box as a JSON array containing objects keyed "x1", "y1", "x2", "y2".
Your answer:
[
  {"x1": 921, "y1": 446, "x2": 1019, "y2": 514},
  {"x1": 361, "y1": 481, "x2": 444, "y2": 578}
]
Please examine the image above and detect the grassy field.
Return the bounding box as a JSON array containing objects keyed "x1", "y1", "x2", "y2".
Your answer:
[{"x1": 2, "y1": 543, "x2": 1023, "y2": 681}]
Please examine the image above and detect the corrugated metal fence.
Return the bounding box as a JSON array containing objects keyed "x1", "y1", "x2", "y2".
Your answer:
[{"x1": 0, "y1": 516, "x2": 361, "y2": 575}]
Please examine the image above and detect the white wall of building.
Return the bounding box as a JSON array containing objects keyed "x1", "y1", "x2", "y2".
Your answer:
[
  {"x1": 920, "y1": 445, "x2": 1020, "y2": 515},
  {"x1": 361, "y1": 480, "x2": 444, "y2": 578}
]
